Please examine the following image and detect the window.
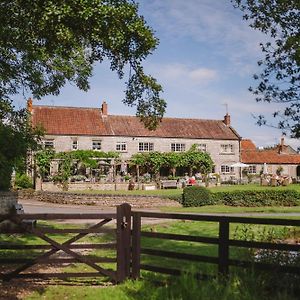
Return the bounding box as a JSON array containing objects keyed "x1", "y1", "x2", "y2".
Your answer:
[
  {"x1": 116, "y1": 142, "x2": 127, "y2": 152},
  {"x1": 139, "y1": 142, "x2": 154, "y2": 152},
  {"x1": 248, "y1": 165, "x2": 257, "y2": 174},
  {"x1": 171, "y1": 143, "x2": 186, "y2": 152},
  {"x1": 92, "y1": 140, "x2": 101, "y2": 150},
  {"x1": 197, "y1": 143, "x2": 207, "y2": 152},
  {"x1": 72, "y1": 140, "x2": 78, "y2": 150},
  {"x1": 220, "y1": 165, "x2": 234, "y2": 173},
  {"x1": 44, "y1": 139, "x2": 54, "y2": 149},
  {"x1": 221, "y1": 144, "x2": 234, "y2": 154}
]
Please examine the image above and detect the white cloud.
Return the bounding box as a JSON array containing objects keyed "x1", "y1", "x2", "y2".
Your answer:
[
  {"x1": 140, "y1": 0, "x2": 268, "y2": 72},
  {"x1": 148, "y1": 63, "x2": 218, "y2": 86}
]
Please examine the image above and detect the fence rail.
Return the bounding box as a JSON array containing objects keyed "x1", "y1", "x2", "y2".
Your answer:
[
  {"x1": 1, "y1": 204, "x2": 300, "y2": 283},
  {"x1": 132, "y1": 211, "x2": 300, "y2": 278}
]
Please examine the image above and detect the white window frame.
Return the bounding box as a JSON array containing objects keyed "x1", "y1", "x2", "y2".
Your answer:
[
  {"x1": 197, "y1": 143, "x2": 207, "y2": 152},
  {"x1": 116, "y1": 142, "x2": 127, "y2": 152},
  {"x1": 220, "y1": 165, "x2": 234, "y2": 174},
  {"x1": 171, "y1": 143, "x2": 186, "y2": 152},
  {"x1": 44, "y1": 139, "x2": 54, "y2": 149},
  {"x1": 220, "y1": 144, "x2": 234, "y2": 154},
  {"x1": 139, "y1": 142, "x2": 154, "y2": 152},
  {"x1": 92, "y1": 140, "x2": 102, "y2": 150},
  {"x1": 248, "y1": 165, "x2": 257, "y2": 174},
  {"x1": 72, "y1": 140, "x2": 78, "y2": 150}
]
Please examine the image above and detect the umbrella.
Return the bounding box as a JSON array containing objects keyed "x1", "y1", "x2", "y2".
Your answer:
[
  {"x1": 230, "y1": 162, "x2": 249, "y2": 168},
  {"x1": 231, "y1": 162, "x2": 249, "y2": 183},
  {"x1": 263, "y1": 163, "x2": 268, "y2": 174}
]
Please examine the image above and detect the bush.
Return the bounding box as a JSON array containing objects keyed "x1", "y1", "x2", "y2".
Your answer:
[
  {"x1": 182, "y1": 186, "x2": 216, "y2": 207},
  {"x1": 212, "y1": 190, "x2": 300, "y2": 207},
  {"x1": 15, "y1": 174, "x2": 33, "y2": 189}
]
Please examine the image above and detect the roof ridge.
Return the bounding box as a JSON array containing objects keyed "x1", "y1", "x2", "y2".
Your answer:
[
  {"x1": 33, "y1": 105, "x2": 101, "y2": 110},
  {"x1": 109, "y1": 114, "x2": 224, "y2": 122}
]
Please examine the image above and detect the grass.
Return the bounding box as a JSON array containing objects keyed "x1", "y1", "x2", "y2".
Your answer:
[
  {"x1": 160, "y1": 204, "x2": 300, "y2": 214},
  {"x1": 67, "y1": 183, "x2": 300, "y2": 198},
  {"x1": 1, "y1": 215, "x2": 299, "y2": 299}
]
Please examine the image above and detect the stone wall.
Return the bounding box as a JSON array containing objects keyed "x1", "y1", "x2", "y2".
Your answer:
[{"x1": 18, "y1": 190, "x2": 181, "y2": 208}]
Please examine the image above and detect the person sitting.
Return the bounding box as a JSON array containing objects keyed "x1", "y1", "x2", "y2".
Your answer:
[{"x1": 188, "y1": 176, "x2": 196, "y2": 185}]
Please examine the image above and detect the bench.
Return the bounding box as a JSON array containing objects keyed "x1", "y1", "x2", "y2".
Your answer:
[{"x1": 161, "y1": 180, "x2": 178, "y2": 189}]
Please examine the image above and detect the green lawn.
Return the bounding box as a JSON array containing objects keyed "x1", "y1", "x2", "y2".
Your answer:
[
  {"x1": 1, "y1": 214, "x2": 299, "y2": 300},
  {"x1": 68, "y1": 183, "x2": 300, "y2": 198},
  {"x1": 160, "y1": 204, "x2": 300, "y2": 214}
]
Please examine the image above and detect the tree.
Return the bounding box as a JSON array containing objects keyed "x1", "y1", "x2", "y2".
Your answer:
[
  {"x1": 0, "y1": 0, "x2": 165, "y2": 190},
  {"x1": 0, "y1": 107, "x2": 42, "y2": 190},
  {"x1": 0, "y1": 0, "x2": 165, "y2": 128},
  {"x1": 232, "y1": 0, "x2": 300, "y2": 137}
]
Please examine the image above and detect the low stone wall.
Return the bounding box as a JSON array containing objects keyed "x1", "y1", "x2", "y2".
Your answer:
[
  {"x1": 41, "y1": 182, "x2": 138, "y2": 192},
  {"x1": 18, "y1": 190, "x2": 181, "y2": 208}
]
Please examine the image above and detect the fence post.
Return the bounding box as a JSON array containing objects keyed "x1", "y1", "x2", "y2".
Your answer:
[
  {"x1": 116, "y1": 203, "x2": 131, "y2": 283},
  {"x1": 218, "y1": 219, "x2": 229, "y2": 276},
  {"x1": 131, "y1": 212, "x2": 141, "y2": 279}
]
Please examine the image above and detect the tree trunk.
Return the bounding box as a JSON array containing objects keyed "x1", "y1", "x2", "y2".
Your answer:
[{"x1": 0, "y1": 165, "x2": 13, "y2": 191}]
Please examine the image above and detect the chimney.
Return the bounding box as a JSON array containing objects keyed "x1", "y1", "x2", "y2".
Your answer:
[
  {"x1": 278, "y1": 137, "x2": 285, "y2": 154},
  {"x1": 101, "y1": 101, "x2": 108, "y2": 116},
  {"x1": 223, "y1": 113, "x2": 230, "y2": 126},
  {"x1": 27, "y1": 97, "x2": 33, "y2": 113}
]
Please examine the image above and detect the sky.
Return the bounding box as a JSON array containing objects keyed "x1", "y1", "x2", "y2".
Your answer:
[{"x1": 14, "y1": 0, "x2": 299, "y2": 150}]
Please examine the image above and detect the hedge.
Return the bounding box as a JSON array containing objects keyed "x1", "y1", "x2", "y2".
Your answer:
[
  {"x1": 182, "y1": 187, "x2": 300, "y2": 207},
  {"x1": 182, "y1": 186, "x2": 215, "y2": 207}
]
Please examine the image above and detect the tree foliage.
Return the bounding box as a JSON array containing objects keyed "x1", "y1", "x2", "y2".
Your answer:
[
  {"x1": 0, "y1": 0, "x2": 165, "y2": 190},
  {"x1": 130, "y1": 145, "x2": 213, "y2": 176},
  {"x1": 0, "y1": 0, "x2": 165, "y2": 129},
  {"x1": 0, "y1": 107, "x2": 42, "y2": 190},
  {"x1": 233, "y1": 0, "x2": 300, "y2": 137}
]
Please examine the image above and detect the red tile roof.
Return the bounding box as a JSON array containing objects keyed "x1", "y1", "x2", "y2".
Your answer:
[
  {"x1": 241, "y1": 139, "x2": 300, "y2": 164},
  {"x1": 241, "y1": 139, "x2": 256, "y2": 150},
  {"x1": 31, "y1": 105, "x2": 240, "y2": 140}
]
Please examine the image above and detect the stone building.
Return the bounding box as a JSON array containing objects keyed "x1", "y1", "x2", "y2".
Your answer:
[
  {"x1": 241, "y1": 139, "x2": 300, "y2": 180},
  {"x1": 28, "y1": 99, "x2": 242, "y2": 180}
]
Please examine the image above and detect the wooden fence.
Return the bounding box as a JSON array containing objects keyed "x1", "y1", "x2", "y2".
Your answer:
[
  {"x1": 1, "y1": 204, "x2": 300, "y2": 283},
  {"x1": 0, "y1": 204, "x2": 131, "y2": 283},
  {"x1": 131, "y1": 211, "x2": 300, "y2": 279}
]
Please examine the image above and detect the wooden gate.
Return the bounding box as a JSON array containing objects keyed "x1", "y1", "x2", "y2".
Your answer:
[{"x1": 0, "y1": 203, "x2": 131, "y2": 283}]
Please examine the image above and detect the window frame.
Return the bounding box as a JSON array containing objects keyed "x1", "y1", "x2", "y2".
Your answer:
[
  {"x1": 116, "y1": 142, "x2": 127, "y2": 152},
  {"x1": 220, "y1": 144, "x2": 234, "y2": 154},
  {"x1": 92, "y1": 140, "x2": 102, "y2": 151},
  {"x1": 138, "y1": 142, "x2": 154, "y2": 152},
  {"x1": 44, "y1": 139, "x2": 54, "y2": 149},
  {"x1": 220, "y1": 165, "x2": 234, "y2": 174},
  {"x1": 171, "y1": 143, "x2": 186, "y2": 152},
  {"x1": 197, "y1": 143, "x2": 207, "y2": 152},
  {"x1": 248, "y1": 165, "x2": 257, "y2": 174}
]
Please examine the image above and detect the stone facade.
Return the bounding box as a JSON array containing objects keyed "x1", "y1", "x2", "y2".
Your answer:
[{"x1": 43, "y1": 134, "x2": 240, "y2": 177}]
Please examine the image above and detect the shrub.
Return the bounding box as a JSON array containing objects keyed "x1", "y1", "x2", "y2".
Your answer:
[
  {"x1": 182, "y1": 186, "x2": 216, "y2": 207},
  {"x1": 212, "y1": 190, "x2": 300, "y2": 207},
  {"x1": 15, "y1": 174, "x2": 33, "y2": 189}
]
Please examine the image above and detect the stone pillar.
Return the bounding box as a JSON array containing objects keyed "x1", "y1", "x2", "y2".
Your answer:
[{"x1": 0, "y1": 191, "x2": 18, "y2": 231}]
